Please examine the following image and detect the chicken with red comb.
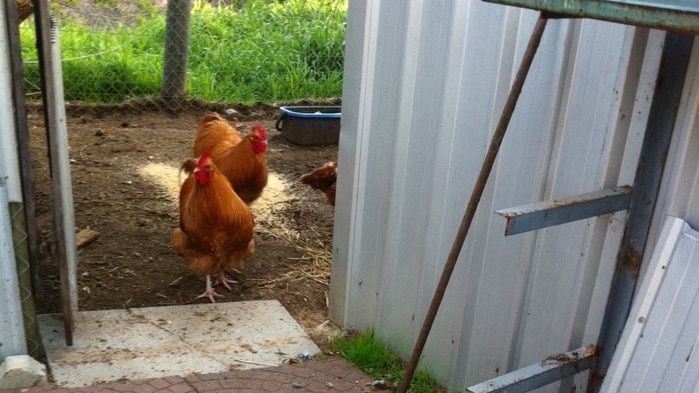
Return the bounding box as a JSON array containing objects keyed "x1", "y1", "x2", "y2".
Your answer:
[
  {"x1": 171, "y1": 150, "x2": 255, "y2": 302},
  {"x1": 194, "y1": 113, "x2": 269, "y2": 205}
]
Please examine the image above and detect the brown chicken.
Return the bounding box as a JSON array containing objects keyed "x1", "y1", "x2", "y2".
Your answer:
[
  {"x1": 300, "y1": 161, "x2": 337, "y2": 207},
  {"x1": 193, "y1": 113, "x2": 268, "y2": 204},
  {"x1": 171, "y1": 151, "x2": 255, "y2": 302}
]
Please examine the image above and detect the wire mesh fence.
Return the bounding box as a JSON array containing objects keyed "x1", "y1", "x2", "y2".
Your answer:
[
  {"x1": 10, "y1": 202, "x2": 42, "y2": 359},
  {"x1": 18, "y1": 0, "x2": 347, "y2": 113}
]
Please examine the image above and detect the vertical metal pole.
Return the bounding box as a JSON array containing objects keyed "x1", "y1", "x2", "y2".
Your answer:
[
  {"x1": 396, "y1": 14, "x2": 549, "y2": 393},
  {"x1": 33, "y1": 0, "x2": 79, "y2": 346},
  {"x1": 588, "y1": 32, "x2": 694, "y2": 393}
]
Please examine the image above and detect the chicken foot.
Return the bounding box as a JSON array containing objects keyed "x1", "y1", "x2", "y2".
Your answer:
[
  {"x1": 213, "y1": 271, "x2": 239, "y2": 291},
  {"x1": 197, "y1": 275, "x2": 224, "y2": 303}
]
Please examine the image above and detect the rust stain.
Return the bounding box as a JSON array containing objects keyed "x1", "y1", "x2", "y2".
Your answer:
[
  {"x1": 542, "y1": 345, "x2": 597, "y2": 368},
  {"x1": 623, "y1": 247, "x2": 642, "y2": 277},
  {"x1": 544, "y1": 353, "x2": 571, "y2": 364}
]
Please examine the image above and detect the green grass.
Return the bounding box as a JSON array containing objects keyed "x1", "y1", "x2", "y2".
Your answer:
[
  {"x1": 20, "y1": 0, "x2": 346, "y2": 104},
  {"x1": 331, "y1": 331, "x2": 446, "y2": 393}
]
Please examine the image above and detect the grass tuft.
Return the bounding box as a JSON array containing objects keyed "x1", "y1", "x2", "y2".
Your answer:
[{"x1": 331, "y1": 331, "x2": 446, "y2": 393}]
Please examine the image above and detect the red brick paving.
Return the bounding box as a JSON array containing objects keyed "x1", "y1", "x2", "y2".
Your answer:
[{"x1": 1, "y1": 358, "x2": 376, "y2": 393}]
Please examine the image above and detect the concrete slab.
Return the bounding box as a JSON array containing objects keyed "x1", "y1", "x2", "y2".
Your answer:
[{"x1": 38, "y1": 300, "x2": 320, "y2": 388}]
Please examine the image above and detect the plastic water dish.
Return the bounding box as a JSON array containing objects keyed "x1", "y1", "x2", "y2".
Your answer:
[{"x1": 276, "y1": 106, "x2": 341, "y2": 146}]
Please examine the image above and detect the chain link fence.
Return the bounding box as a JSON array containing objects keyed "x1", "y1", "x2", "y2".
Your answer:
[{"x1": 19, "y1": 0, "x2": 346, "y2": 113}]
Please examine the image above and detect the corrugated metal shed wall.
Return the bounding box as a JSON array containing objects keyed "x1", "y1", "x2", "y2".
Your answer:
[{"x1": 330, "y1": 1, "x2": 667, "y2": 391}]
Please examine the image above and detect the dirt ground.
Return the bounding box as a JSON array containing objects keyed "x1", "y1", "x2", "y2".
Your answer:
[{"x1": 29, "y1": 101, "x2": 338, "y2": 338}]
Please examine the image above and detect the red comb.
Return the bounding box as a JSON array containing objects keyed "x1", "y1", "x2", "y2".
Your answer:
[
  {"x1": 197, "y1": 151, "x2": 212, "y2": 167},
  {"x1": 252, "y1": 125, "x2": 267, "y2": 140}
]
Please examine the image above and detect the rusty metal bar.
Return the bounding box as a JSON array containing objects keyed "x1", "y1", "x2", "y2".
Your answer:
[
  {"x1": 496, "y1": 186, "x2": 632, "y2": 236},
  {"x1": 466, "y1": 345, "x2": 597, "y2": 393},
  {"x1": 395, "y1": 13, "x2": 549, "y2": 393}
]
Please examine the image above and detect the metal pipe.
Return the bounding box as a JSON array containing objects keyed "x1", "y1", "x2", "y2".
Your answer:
[{"x1": 396, "y1": 13, "x2": 549, "y2": 393}]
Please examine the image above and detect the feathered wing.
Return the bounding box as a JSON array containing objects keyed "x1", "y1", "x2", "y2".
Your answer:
[
  {"x1": 194, "y1": 113, "x2": 242, "y2": 157},
  {"x1": 193, "y1": 113, "x2": 268, "y2": 204}
]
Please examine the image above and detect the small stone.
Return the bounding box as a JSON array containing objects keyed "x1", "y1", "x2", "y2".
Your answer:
[
  {"x1": 95, "y1": 129, "x2": 104, "y2": 136},
  {"x1": 292, "y1": 382, "x2": 303, "y2": 389},
  {"x1": 325, "y1": 382, "x2": 334, "y2": 389},
  {"x1": 371, "y1": 379, "x2": 390, "y2": 390}
]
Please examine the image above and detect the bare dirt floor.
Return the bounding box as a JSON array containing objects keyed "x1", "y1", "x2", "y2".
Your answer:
[{"x1": 29, "y1": 101, "x2": 338, "y2": 341}]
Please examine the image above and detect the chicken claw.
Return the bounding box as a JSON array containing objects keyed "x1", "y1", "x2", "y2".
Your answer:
[
  {"x1": 213, "y1": 271, "x2": 239, "y2": 291},
  {"x1": 197, "y1": 275, "x2": 224, "y2": 303}
]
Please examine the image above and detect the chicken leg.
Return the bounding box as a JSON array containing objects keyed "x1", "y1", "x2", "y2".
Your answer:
[{"x1": 197, "y1": 275, "x2": 224, "y2": 303}]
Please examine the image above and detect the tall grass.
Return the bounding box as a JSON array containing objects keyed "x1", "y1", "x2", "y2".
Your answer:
[{"x1": 20, "y1": 0, "x2": 347, "y2": 104}]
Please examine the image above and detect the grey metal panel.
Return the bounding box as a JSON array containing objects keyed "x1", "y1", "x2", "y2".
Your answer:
[
  {"x1": 645, "y1": 39, "x2": 699, "y2": 392},
  {"x1": 600, "y1": 217, "x2": 699, "y2": 392},
  {"x1": 651, "y1": 39, "x2": 699, "y2": 276},
  {"x1": 589, "y1": 31, "x2": 695, "y2": 392},
  {"x1": 0, "y1": 1, "x2": 27, "y2": 359},
  {"x1": 0, "y1": 0, "x2": 21, "y2": 203},
  {"x1": 0, "y1": 178, "x2": 27, "y2": 358}
]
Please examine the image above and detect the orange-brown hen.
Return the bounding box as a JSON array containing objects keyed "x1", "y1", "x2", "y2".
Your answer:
[
  {"x1": 194, "y1": 113, "x2": 268, "y2": 205},
  {"x1": 171, "y1": 151, "x2": 255, "y2": 302},
  {"x1": 300, "y1": 161, "x2": 337, "y2": 207}
]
